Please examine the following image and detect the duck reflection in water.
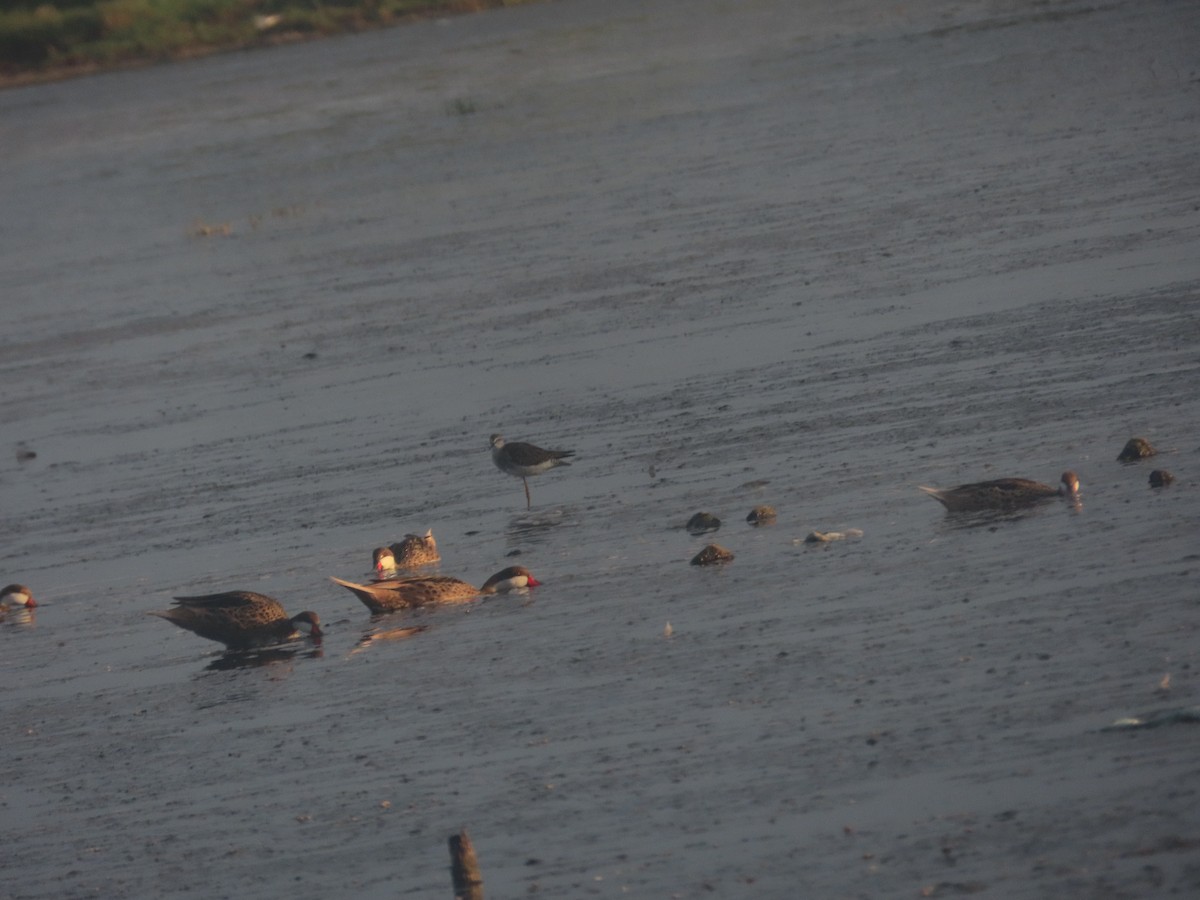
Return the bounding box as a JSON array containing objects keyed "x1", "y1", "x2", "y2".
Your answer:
[{"x1": 203, "y1": 644, "x2": 325, "y2": 672}]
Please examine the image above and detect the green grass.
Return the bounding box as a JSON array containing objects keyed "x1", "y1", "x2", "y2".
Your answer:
[{"x1": 0, "y1": 0, "x2": 537, "y2": 83}]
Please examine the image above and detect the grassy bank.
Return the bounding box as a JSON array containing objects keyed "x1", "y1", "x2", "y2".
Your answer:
[{"x1": 0, "y1": 0, "x2": 536, "y2": 86}]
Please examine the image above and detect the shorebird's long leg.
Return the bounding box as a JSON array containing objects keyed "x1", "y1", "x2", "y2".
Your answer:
[{"x1": 523, "y1": 477, "x2": 532, "y2": 509}]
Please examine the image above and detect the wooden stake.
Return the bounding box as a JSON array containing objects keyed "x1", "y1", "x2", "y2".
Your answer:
[{"x1": 449, "y1": 829, "x2": 484, "y2": 900}]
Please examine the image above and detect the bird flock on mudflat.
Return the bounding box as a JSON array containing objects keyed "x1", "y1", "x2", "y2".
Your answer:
[{"x1": 2, "y1": 434, "x2": 1176, "y2": 657}]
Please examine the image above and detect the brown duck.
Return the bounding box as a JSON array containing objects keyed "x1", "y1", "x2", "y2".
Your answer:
[
  {"x1": 149, "y1": 591, "x2": 323, "y2": 650},
  {"x1": 920, "y1": 471, "x2": 1080, "y2": 512},
  {"x1": 330, "y1": 566, "x2": 540, "y2": 614},
  {"x1": 372, "y1": 529, "x2": 440, "y2": 574}
]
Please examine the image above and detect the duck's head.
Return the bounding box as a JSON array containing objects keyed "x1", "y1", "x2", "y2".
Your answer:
[
  {"x1": 0, "y1": 584, "x2": 36, "y2": 608},
  {"x1": 291, "y1": 611, "x2": 323, "y2": 640},
  {"x1": 372, "y1": 547, "x2": 396, "y2": 574},
  {"x1": 480, "y1": 566, "x2": 540, "y2": 593}
]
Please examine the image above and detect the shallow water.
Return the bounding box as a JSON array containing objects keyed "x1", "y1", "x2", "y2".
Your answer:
[{"x1": 3, "y1": 0, "x2": 1200, "y2": 896}]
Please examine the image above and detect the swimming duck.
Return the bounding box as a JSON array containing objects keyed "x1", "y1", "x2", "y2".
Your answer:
[
  {"x1": 919, "y1": 471, "x2": 1080, "y2": 512},
  {"x1": 373, "y1": 529, "x2": 440, "y2": 573},
  {"x1": 330, "y1": 566, "x2": 539, "y2": 614},
  {"x1": 149, "y1": 591, "x2": 322, "y2": 650}
]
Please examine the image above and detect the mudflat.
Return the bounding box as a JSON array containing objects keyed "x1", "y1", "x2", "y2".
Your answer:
[{"x1": 2, "y1": 1, "x2": 1198, "y2": 897}]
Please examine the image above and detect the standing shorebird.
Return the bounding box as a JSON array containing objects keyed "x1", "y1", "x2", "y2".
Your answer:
[
  {"x1": 490, "y1": 433, "x2": 575, "y2": 509},
  {"x1": 919, "y1": 471, "x2": 1080, "y2": 512},
  {"x1": 148, "y1": 591, "x2": 323, "y2": 651}
]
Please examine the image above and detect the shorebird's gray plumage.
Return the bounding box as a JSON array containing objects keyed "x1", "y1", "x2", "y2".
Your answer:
[{"x1": 490, "y1": 433, "x2": 575, "y2": 508}]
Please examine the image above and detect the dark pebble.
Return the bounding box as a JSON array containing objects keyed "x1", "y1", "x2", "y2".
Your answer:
[
  {"x1": 686, "y1": 512, "x2": 721, "y2": 534},
  {"x1": 1117, "y1": 436, "x2": 1156, "y2": 462},
  {"x1": 1149, "y1": 469, "x2": 1174, "y2": 488},
  {"x1": 691, "y1": 544, "x2": 734, "y2": 566}
]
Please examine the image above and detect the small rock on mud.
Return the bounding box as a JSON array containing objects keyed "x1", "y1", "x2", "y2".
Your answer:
[
  {"x1": 686, "y1": 512, "x2": 721, "y2": 534},
  {"x1": 746, "y1": 505, "x2": 777, "y2": 526},
  {"x1": 691, "y1": 544, "x2": 734, "y2": 566},
  {"x1": 1117, "y1": 437, "x2": 1157, "y2": 462},
  {"x1": 1149, "y1": 469, "x2": 1174, "y2": 488}
]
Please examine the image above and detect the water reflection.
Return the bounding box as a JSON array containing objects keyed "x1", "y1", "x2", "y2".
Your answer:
[
  {"x1": 203, "y1": 644, "x2": 324, "y2": 672},
  {"x1": 351, "y1": 623, "x2": 428, "y2": 656},
  {"x1": 1, "y1": 608, "x2": 36, "y2": 628},
  {"x1": 506, "y1": 507, "x2": 576, "y2": 545},
  {"x1": 935, "y1": 499, "x2": 1082, "y2": 531}
]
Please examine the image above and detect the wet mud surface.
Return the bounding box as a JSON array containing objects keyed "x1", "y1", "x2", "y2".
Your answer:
[{"x1": 3, "y1": 0, "x2": 1200, "y2": 896}]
